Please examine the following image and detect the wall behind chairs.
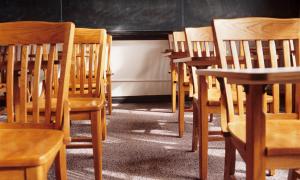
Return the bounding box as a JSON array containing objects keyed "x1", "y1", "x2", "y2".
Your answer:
[
  {"x1": 111, "y1": 40, "x2": 171, "y2": 97},
  {"x1": 0, "y1": 0, "x2": 298, "y2": 32},
  {"x1": 0, "y1": 0, "x2": 298, "y2": 97}
]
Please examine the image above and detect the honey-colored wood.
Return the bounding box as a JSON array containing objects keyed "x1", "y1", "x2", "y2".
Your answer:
[
  {"x1": 184, "y1": 27, "x2": 223, "y2": 156},
  {"x1": 67, "y1": 28, "x2": 107, "y2": 180},
  {"x1": 0, "y1": 21, "x2": 75, "y2": 180},
  {"x1": 106, "y1": 34, "x2": 113, "y2": 115},
  {"x1": 207, "y1": 17, "x2": 300, "y2": 180},
  {"x1": 173, "y1": 31, "x2": 194, "y2": 137}
]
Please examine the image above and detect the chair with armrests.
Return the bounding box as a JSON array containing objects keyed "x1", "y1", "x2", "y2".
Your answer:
[
  {"x1": 184, "y1": 27, "x2": 224, "y2": 152},
  {"x1": 211, "y1": 17, "x2": 300, "y2": 179},
  {"x1": 173, "y1": 31, "x2": 193, "y2": 137},
  {"x1": 0, "y1": 21, "x2": 74, "y2": 180},
  {"x1": 66, "y1": 28, "x2": 107, "y2": 180}
]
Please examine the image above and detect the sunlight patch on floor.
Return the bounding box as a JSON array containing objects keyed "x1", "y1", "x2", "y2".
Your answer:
[{"x1": 131, "y1": 137, "x2": 178, "y2": 145}]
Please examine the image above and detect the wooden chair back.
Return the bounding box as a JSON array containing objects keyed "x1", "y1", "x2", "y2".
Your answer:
[
  {"x1": 0, "y1": 21, "x2": 75, "y2": 129},
  {"x1": 173, "y1": 31, "x2": 187, "y2": 52},
  {"x1": 173, "y1": 31, "x2": 190, "y2": 83},
  {"x1": 213, "y1": 17, "x2": 300, "y2": 123},
  {"x1": 185, "y1": 27, "x2": 218, "y2": 94},
  {"x1": 69, "y1": 28, "x2": 107, "y2": 99}
]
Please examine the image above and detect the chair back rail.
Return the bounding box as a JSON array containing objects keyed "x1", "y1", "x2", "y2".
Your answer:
[
  {"x1": 0, "y1": 21, "x2": 75, "y2": 129},
  {"x1": 213, "y1": 17, "x2": 300, "y2": 123}
]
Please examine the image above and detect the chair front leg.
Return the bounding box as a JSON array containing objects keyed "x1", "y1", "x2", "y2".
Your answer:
[
  {"x1": 55, "y1": 145, "x2": 68, "y2": 180},
  {"x1": 91, "y1": 110, "x2": 103, "y2": 180}
]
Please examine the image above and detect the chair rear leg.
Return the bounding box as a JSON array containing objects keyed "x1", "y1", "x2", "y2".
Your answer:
[
  {"x1": 101, "y1": 106, "x2": 107, "y2": 140},
  {"x1": 224, "y1": 136, "x2": 236, "y2": 179},
  {"x1": 192, "y1": 101, "x2": 198, "y2": 152}
]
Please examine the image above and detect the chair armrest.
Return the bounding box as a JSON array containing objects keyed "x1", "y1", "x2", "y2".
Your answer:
[{"x1": 173, "y1": 57, "x2": 192, "y2": 63}]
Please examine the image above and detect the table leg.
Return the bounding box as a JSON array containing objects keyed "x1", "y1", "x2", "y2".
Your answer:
[
  {"x1": 178, "y1": 62, "x2": 185, "y2": 138},
  {"x1": 246, "y1": 85, "x2": 266, "y2": 180},
  {"x1": 198, "y1": 76, "x2": 208, "y2": 179}
]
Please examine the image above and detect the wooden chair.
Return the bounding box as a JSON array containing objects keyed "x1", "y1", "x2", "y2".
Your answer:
[
  {"x1": 173, "y1": 31, "x2": 193, "y2": 137},
  {"x1": 0, "y1": 21, "x2": 74, "y2": 180},
  {"x1": 66, "y1": 28, "x2": 107, "y2": 180},
  {"x1": 210, "y1": 17, "x2": 300, "y2": 179},
  {"x1": 105, "y1": 34, "x2": 113, "y2": 115},
  {"x1": 184, "y1": 27, "x2": 224, "y2": 152}
]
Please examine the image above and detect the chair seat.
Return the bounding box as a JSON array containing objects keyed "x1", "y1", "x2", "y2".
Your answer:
[
  {"x1": 68, "y1": 97, "x2": 105, "y2": 112},
  {"x1": 228, "y1": 120, "x2": 300, "y2": 156},
  {"x1": 27, "y1": 97, "x2": 104, "y2": 112},
  {"x1": 0, "y1": 129, "x2": 63, "y2": 167}
]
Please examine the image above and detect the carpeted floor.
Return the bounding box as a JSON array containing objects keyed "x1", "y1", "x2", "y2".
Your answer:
[{"x1": 49, "y1": 102, "x2": 289, "y2": 180}]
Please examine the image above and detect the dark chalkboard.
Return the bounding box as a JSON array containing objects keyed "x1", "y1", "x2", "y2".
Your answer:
[{"x1": 0, "y1": 0, "x2": 299, "y2": 39}]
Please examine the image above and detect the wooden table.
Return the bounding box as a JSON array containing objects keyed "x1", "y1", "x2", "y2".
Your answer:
[{"x1": 196, "y1": 67, "x2": 300, "y2": 179}]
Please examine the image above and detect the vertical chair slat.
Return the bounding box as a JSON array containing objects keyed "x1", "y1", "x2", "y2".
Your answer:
[
  {"x1": 290, "y1": 40, "x2": 296, "y2": 67},
  {"x1": 6, "y1": 46, "x2": 15, "y2": 122},
  {"x1": 205, "y1": 42, "x2": 210, "y2": 57},
  {"x1": 88, "y1": 44, "x2": 94, "y2": 95},
  {"x1": 180, "y1": 41, "x2": 185, "y2": 52},
  {"x1": 32, "y1": 45, "x2": 43, "y2": 123},
  {"x1": 242, "y1": 41, "x2": 252, "y2": 69},
  {"x1": 70, "y1": 44, "x2": 77, "y2": 95},
  {"x1": 283, "y1": 40, "x2": 292, "y2": 113},
  {"x1": 19, "y1": 45, "x2": 29, "y2": 122},
  {"x1": 45, "y1": 45, "x2": 56, "y2": 124},
  {"x1": 229, "y1": 41, "x2": 240, "y2": 69},
  {"x1": 53, "y1": 64, "x2": 59, "y2": 96},
  {"x1": 256, "y1": 40, "x2": 265, "y2": 68},
  {"x1": 230, "y1": 41, "x2": 244, "y2": 117},
  {"x1": 196, "y1": 42, "x2": 201, "y2": 57},
  {"x1": 256, "y1": 40, "x2": 268, "y2": 112},
  {"x1": 80, "y1": 44, "x2": 86, "y2": 94},
  {"x1": 269, "y1": 40, "x2": 280, "y2": 113}
]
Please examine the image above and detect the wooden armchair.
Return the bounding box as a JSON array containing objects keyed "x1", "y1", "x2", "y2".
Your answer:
[
  {"x1": 202, "y1": 17, "x2": 300, "y2": 179},
  {"x1": 183, "y1": 27, "x2": 223, "y2": 152},
  {"x1": 0, "y1": 21, "x2": 74, "y2": 180},
  {"x1": 173, "y1": 31, "x2": 193, "y2": 137}
]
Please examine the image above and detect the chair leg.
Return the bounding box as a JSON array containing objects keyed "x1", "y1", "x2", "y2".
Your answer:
[
  {"x1": 209, "y1": 113, "x2": 213, "y2": 122},
  {"x1": 171, "y1": 61, "x2": 177, "y2": 113},
  {"x1": 224, "y1": 137, "x2": 236, "y2": 179},
  {"x1": 26, "y1": 166, "x2": 45, "y2": 180},
  {"x1": 107, "y1": 76, "x2": 112, "y2": 115},
  {"x1": 288, "y1": 169, "x2": 299, "y2": 180},
  {"x1": 266, "y1": 169, "x2": 275, "y2": 176},
  {"x1": 101, "y1": 106, "x2": 107, "y2": 141},
  {"x1": 55, "y1": 145, "x2": 67, "y2": 180},
  {"x1": 91, "y1": 111, "x2": 102, "y2": 180},
  {"x1": 192, "y1": 101, "x2": 198, "y2": 152}
]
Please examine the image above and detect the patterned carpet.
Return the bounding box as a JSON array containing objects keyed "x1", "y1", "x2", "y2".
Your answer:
[{"x1": 46, "y1": 102, "x2": 288, "y2": 180}]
